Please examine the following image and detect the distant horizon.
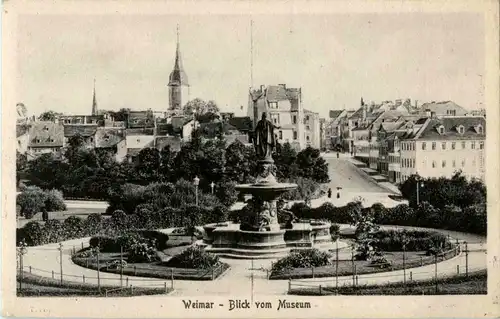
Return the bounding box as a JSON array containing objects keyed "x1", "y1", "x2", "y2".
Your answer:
[{"x1": 17, "y1": 13, "x2": 485, "y2": 118}]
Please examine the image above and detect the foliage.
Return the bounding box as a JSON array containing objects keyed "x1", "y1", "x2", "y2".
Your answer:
[
  {"x1": 399, "y1": 171, "x2": 486, "y2": 209},
  {"x1": 38, "y1": 110, "x2": 62, "y2": 121},
  {"x1": 165, "y1": 246, "x2": 220, "y2": 269},
  {"x1": 16, "y1": 186, "x2": 66, "y2": 219},
  {"x1": 330, "y1": 224, "x2": 340, "y2": 241},
  {"x1": 279, "y1": 177, "x2": 321, "y2": 202},
  {"x1": 126, "y1": 235, "x2": 158, "y2": 263},
  {"x1": 63, "y1": 216, "x2": 84, "y2": 239},
  {"x1": 373, "y1": 230, "x2": 451, "y2": 252},
  {"x1": 294, "y1": 147, "x2": 330, "y2": 183},
  {"x1": 271, "y1": 249, "x2": 331, "y2": 273},
  {"x1": 182, "y1": 98, "x2": 219, "y2": 119}
]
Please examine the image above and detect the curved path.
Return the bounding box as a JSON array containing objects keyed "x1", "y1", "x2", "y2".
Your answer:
[{"x1": 22, "y1": 226, "x2": 486, "y2": 296}]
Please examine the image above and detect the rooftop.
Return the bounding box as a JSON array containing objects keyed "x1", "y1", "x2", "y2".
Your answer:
[{"x1": 28, "y1": 122, "x2": 65, "y2": 148}]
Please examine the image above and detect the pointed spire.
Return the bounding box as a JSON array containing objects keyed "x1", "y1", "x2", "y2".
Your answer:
[
  {"x1": 92, "y1": 78, "x2": 98, "y2": 116},
  {"x1": 169, "y1": 24, "x2": 189, "y2": 86}
]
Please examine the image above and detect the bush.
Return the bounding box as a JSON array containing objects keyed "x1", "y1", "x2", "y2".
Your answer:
[
  {"x1": 330, "y1": 224, "x2": 340, "y2": 241},
  {"x1": 373, "y1": 230, "x2": 450, "y2": 252},
  {"x1": 44, "y1": 189, "x2": 67, "y2": 212},
  {"x1": 17, "y1": 187, "x2": 67, "y2": 219},
  {"x1": 272, "y1": 249, "x2": 331, "y2": 273},
  {"x1": 21, "y1": 221, "x2": 45, "y2": 246},
  {"x1": 126, "y1": 236, "x2": 158, "y2": 263},
  {"x1": 63, "y1": 216, "x2": 84, "y2": 239},
  {"x1": 165, "y1": 246, "x2": 220, "y2": 269}
]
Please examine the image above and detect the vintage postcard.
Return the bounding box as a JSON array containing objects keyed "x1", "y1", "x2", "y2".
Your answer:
[{"x1": 2, "y1": 0, "x2": 499, "y2": 318}]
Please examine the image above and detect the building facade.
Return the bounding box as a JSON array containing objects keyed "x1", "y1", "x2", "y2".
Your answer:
[{"x1": 247, "y1": 84, "x2": 320, "y2": 150}]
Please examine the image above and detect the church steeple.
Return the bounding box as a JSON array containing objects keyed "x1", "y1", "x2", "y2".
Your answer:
[
  {"x1": 168, "y1": 25, "x2": 189, "y2": 87},
  {"x1": 168, "y1": 25, "x2": 189, "y2": 111}
]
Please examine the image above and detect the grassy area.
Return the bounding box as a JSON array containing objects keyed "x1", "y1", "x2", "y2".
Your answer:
[
  {"x1": 288, "y1": 271, "x2": 487, "y2": 295},
  {"x1": 72, "y1": 249, "x2": 229, "y2": 281},
  {"x1": 270, "y1": 248, "x2": 459, "y2": 280},
  {"x1": 17, "y1": 272, "x2": 171, "y2": 297},
  {"x1": 17, "y1": 207, "x2": 106, "y2": 228}
]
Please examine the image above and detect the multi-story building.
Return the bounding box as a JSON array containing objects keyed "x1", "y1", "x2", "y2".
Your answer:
[
  {"x1": 399, "y1": 115, "x2": 485, "y2": 182},
  {"x1": 59, "y1": 115, "x2": 105, "y2": 126},
  {"x1": 63, "y1": 125, "x2": 99, "y2": 148},
  {"x1": 323, "y1": 109, "x2": 348, "y2": 150},
  {"x1": 417, "y1": 101, "x2": 468, "y2": 117},
  {"x1": 27, "y1": 122, "x2": 65, "y2": 159},
  {"x1": 248, "y1": 84, "x2": 320, "y2": 150},
  {"x1": 94, "y1": 128, "x2": 127, "y2": 162}
]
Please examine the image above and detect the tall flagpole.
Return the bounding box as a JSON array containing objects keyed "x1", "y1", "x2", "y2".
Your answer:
[{"x1": 250, "y1": 19, "x2": 254, "y2": 88}]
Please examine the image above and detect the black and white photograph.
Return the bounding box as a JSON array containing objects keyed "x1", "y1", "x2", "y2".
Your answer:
[{"x1": 2, "y1": 1, "x2": 499, "y2": 318}]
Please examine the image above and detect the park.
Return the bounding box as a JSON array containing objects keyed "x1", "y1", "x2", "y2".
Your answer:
[{"x1": 15, "y1": 114, "x2": 487, "y2": 297}]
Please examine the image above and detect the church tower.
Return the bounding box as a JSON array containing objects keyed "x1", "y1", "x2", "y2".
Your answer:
[{"x1": 168, "y1": 25, "x2": 189, "y2": 111}]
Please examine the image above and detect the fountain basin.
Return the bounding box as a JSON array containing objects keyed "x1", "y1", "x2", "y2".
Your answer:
[{"x1": 203, "y1": 221, "x2": 335, "y2": 259}]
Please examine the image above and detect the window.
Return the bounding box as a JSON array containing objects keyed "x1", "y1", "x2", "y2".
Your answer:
[
  {"x1": 90, "y1": 137, "x2": 94, "y2": 142},
  {"x1": 422, "y1": 142, "x2": 426, "y2": 150},
  {"x1": 442, "y1": 160, "x2": 446, "y2": 168},
  {"x1": 452, "y1": 160, "x2": 456, "y2": 168},
  {"x1": 136, "y1": 138, "x2": 140, "y2": 143},
  {"x1": 462, "y1": 141, "x2": 466, "y2": 149},
  {"x1": 306, "y1": 115, "x2": 310, "y2": 121},
  {"x1": 438, "y1": 126, "x2": 445, "y2": 134},
  {"x1": 43, "y1": 126, "x2": 49, "y2": 131},
  {"x1": 462, "y1": 159, "x2": 465, "y2": 167},
  {"x1": 479, "y1": 142, "x2": 484, "y2": 149},
  {"x1": 293, "y1": 131, "x2": 297, "y2": 140},
  {"x1": 471, "y1": 142, "x2": 475, "y2": 149},
  {"x1": 451, "y1": 142, "x2": 456, "y2": 150},
  {"x1": 432, "y1": 161, "x2": 436, "y2": 168},
  {"x1": 413, "y1": 159, "x2": 415, "y2": 167},
  {"x1": 432, "y1": 142, "x2": 436, "y2": 150},
  {"x1": 458, "y1": 125, "x2": 465, "y2": 134},
  {"x1": 279, "y1": 131, "x2": 283, "y2": 139},
  {"x1": 292, "y1": 115, "x2": 297, "y2": 124},
  {"x1": 306, "y1": 135, "x2": 310, "y2": 141},
  {"x1": 442, "y1": 142, "x2": 446, "y2": 150},
  {"x1": 477, "y1": 125, "x2": 484, "y2": 134},
  {"x1": 306, "y1": 125, "x2": 310, "y2": 130}
]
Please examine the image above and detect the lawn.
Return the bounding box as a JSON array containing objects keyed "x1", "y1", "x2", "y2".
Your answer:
[
  {"x1": 17, "y1": 207, "x2": 106, "y2": 228},
  {"x1": 17, "y1": 271, "x2": 171, "y2": 297},
  {"x1": 270, "y1": 249, "x2": 459, "y2": 280},
  {"x1": 288, "y1": 271, "x2": 487, "y2": 295},
  {"x1": 72, "y1": 244, "x2": 229, "y2": 281}
]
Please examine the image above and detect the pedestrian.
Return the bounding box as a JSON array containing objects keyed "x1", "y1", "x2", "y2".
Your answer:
[
  {"x1": 42, "y1": 207, "x2": 48, "y2": 222},
  {"x1": 327, "y1": 188, "x2": 332, "y2": 199},
  {"x1": 337, "y1": 151, "x2": 339, "y2": 158},
  {"x1": 337, "y1": 188, "x2": 341, "y2": 199}
]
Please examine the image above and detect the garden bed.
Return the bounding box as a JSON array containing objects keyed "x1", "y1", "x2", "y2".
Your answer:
[
  {"x1": 288, "y1": 271, "x2": 487, "y2": 295},
  {"x1": 270, "y1": 246, "x2": 460, "y2": 280},
  {"x1": 72, "y1": 249, "x2": 229, "y2": 281}
]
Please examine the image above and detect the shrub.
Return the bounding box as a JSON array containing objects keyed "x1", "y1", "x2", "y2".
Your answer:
[
  {"x1": 125, "y1": 235, "x2": 158, "y2": 263},
  {"x1": 63, "y1": 216, "x2": 84, "y2": 239},
  {"x1": 330, "y1": 224, "x2": 340, "y2": 241},
  {"x1": 272, "y1": 249, "x2": 331, "y2": 273},
  {"x1": 43, "y1": 219, "x2": 64, "y2": 243},
  {"x1": 43, "y1": 189, "x2": 67, "y2": 212},
  {"x1": 83, "y1": 213, "x2": 103, "y2": 235},
  {"x1": 165, "y1": 246, "x2": 220, "y2": 269},
  {"x1": 17, "y1": 187, "x2": 46, "y2": 219},
  {"x1": 21, "y1": 221, "x2": 45, "y2": 246}
]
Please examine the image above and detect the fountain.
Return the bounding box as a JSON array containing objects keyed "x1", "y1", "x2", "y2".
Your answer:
[{"x1": 202, "y1": 112, "x2": 334, "y2": 258}]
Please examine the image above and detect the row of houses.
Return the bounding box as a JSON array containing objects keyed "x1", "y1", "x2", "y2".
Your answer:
[
  {"x1": 321, "y1": 99, "x2": 486, "y2": 183},
  {"x1": 16, "y1": 110, "x2": 253, "y2": 163}
]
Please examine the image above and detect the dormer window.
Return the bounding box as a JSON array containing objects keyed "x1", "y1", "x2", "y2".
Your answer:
[
  {"x1": 437, "y1": 125, "x2": 445, "y2": 135},
  {"x1": 35, "y1": 138, "x2": 41, "y2": 143},
  {"x1": 48, "y1": 138, "x2": 54, "y2": 143},
  {"x1": 476, "y1": 124, "x2": 484, "y2": 134},
  {"x1": 457, "y1": 125, "x2": 465, "y2": 134},
  {"x1": 43, "y1": 126, "x2": 49, "y2": 131}
]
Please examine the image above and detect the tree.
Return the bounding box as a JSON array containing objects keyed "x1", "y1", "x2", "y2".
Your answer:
[
  {"x1": 274, "y1": 142, "x2": 299, "y2": 180},
  {"x1": 295, "y1": 147, "x2": 329, "y2": 183},
  {"x1": 183, "y1": 98, "x2": 219, "y2": 119},
  {"x1": 27, "y1": 153, "x2": 69, "y2": 190},
  {"x1": 108, "y1": 108, "x2": 130, "y2": 122},
  {"x1": 135, "y1": 148, "x2": 161, "y2": 184},
  {"x1": 38, "y1": 110, "x2": 62, "y2": 121},
  {"x1": 225, "y1": 140, "x2": 253, "y2": 183},
  {"x1": 159, "y1": 145, "x2": 176, "y2": 181}
]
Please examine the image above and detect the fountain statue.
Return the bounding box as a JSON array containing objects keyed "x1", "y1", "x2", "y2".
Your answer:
[{"x1": 201, "y1": 112, "x2": 334, "y2": 258}]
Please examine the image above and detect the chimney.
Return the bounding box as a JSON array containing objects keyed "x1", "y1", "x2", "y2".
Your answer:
[
  {"x1": 425, "y1": 109, "x2": 432, "y2": 117},
  {"x1": 54, "y1": 118, "x2": 59, "y2": 124},
  {"x1": 415, "y1": 100, "x2": 419, "y2": 109},
  {"x1": 260, "y1": 85, "x2": 265, "y2": 92},
  {"x1": 431, "y1": 111, "x2": 436, "y2": 119}
]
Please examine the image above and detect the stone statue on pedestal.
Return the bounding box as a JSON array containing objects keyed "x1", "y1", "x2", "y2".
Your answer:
[{"x1": 253, "y1": 112, "x2": 280, "y2": 161}]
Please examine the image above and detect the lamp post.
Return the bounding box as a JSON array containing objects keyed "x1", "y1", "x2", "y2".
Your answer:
[
  {"x1": 193, "y1": 176, "x2": 200, "y2": 206},
  {"x1": 416, "y1": 176, "x2": 424, "y2": 206},
  {"x1": 17, "y1": 240, "x2": 28, "y2": 291},
  {"x1": 210, "y1": 181, "x2": 215, "y2": 194}
]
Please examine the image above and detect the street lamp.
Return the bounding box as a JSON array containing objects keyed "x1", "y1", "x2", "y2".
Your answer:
[
  {"x1": 193, "y1": 176, "x2": 200, "y2": 206},
  {"x1": 416, "y1": 176, "x2": 425, "y2": 206},
  {"x1": 17, "y1": 240, "x2": 28, "y2": 290},
  {"x1": 210, "y1": 181, "x2": 215, "y2": 194}
]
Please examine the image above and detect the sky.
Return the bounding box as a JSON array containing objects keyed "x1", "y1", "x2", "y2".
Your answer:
[{"x1": 17, "y1": 13, "x2": 485, "y2": 118}]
